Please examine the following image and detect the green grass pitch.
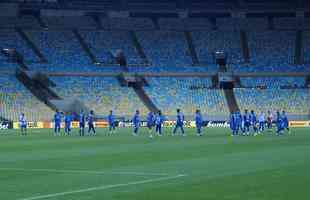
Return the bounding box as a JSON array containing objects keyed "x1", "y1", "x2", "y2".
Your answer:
[{"x1": 0, "y1": 127, "x2": 310, "y2": 200}]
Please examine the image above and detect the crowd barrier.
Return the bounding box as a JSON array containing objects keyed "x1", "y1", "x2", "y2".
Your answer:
[{"x1": 289, "y1": 121, "x2": 310, "y2": 128}]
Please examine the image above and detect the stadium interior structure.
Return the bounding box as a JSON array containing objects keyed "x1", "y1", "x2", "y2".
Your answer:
[{"x1": 0, "y1": 0, "x2": 310, "y2": 123}]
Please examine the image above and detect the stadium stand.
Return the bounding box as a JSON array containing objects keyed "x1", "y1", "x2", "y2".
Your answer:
[
  {"x1": 144, "y1": 78, "x2": 229, "y2": 119},
  {"x1": 239, "y1": 17, "x2": 269, "y2": 31},
  {"x1": 302, "y1": 18, "x2": 310, "y2": 30},
  {"x1": 0, "y1": 29, "x2": 38, "y2": 65},
  {"x1": 158, "y1": 18, "x2": 185, "y2": 30},
  {"x1": 25, "y1": 30, "x2": 115, "y2": 72},
  {"x1": 303, "y1": 31, "x2": 310, "y2": 64},
  {"x1": 274, "y1": 17, "x2": 302, "y2": 30},
  {"x1": 235, "y1": 77, "x2": 309, "y2": 119},
  {"x1": 216, "y1": 18, "x2": 239, "y2": 30},
  {"x1": 248, "y1": 31, "x2": 296, "y2": 67},
  {"x1": 0, "y1": 55, "x2": 18, "y2": 71},
  {"x1": 42, "y1": 16, "x2": 97, "y2": 29},
  {"x1": 235, "y1": 31, "x2": 299, "y2": 72},
  {"x1": 101, "y1": 17, "x2": 155, "y2": 30},
  {"x1": 0, "y1": 14, "x2": 309, "y2": 122},
  {"x1": 0, "y1": 75, "x2": 53, "y2": 122},
  {"x1": 215, "y1": 17, "x2": 268, "y2": 31},
  {"x1": 191, "y1": 31, "x2": 243, "y2": 65},
  {"x1": 235, "y1": 88, "x2": 309, "y2": 117},
  {"x1": 80, "y1": 30, "x2": 143, "y2": 65},
  {"x1": 240, "y1": 77, "x2": 306, "y2": 88},
  {"x1": 183, "y1": 18, "x2": 213, "y2": 30},
  {"x1": 49, "y1": 76, "x2": 149, "y2": 117},
  {"x1": 136, "y1": 31, "x2": 193, "y2": 66},
  {"x1": 0, "y1": 16, "x2": 40, "y2": 29},
  {"x1": 27, "y1": 30, "x2": 90, "y2": 66}
]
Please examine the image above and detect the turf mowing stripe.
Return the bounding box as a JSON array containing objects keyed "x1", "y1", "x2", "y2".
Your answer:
[
  {"x1": 17, "y1": 174, "x2": 187, "y2": 200},
  {"x1": 0, "y1": 168, "x2": 169, "y2": 176}
]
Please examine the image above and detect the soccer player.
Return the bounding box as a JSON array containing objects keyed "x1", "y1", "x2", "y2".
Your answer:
[
  {"x1": 146, "y1": 111, "x2": 155, "y2": 137},
  {"x1": 250, "y1": 110, "x2": 258, "y2": 135},
  {"x1": 132, "y1": 110, "x2": 140, "y2": 136},
  {"x1": 88, "y1": 110, "x2": 96, "y2": 136},
  {"x1": 108, "y1": 110, "x2": 116, "y2": 135},
  {"x1": 235, "y1": 110, "x2": 243, "y2": 135},
  {"x1": 229, "y1": 112, "x2": 236, "y2": 136},
  {"x1": 173, "y1": 109, "x2": 185, "y2": 136},
  {"x1": 79, "y1": 110, "x2": 86, "y2": 136},
  {"x1": 155, "y1": 110, "x2": 164, "y2": 137},
  {"x1": 64, "y1": 112, "x2": 72, "y2": 136},
  {"x1": 195, "y1": 109, "x2": 203, "y2": 136},
  {"x1": 282, "y1": 110, "x2": 290, "y2": 134},
  {"x1": 267, "y1": 110, "x2": 273, "y2": 131},
  {"x1": 19, "y1": 113, "x2": 27, "y2": 136},
  {"x1": 243, "y1": 109, "x2": 250, "y2": 135},
  {"x1": 54, "y1": 110, "x2": 61, "y2": 136},
  {"x1": 276, "y1": 111, "x2": 284, "y2": 136},
  {"x1": 258, "y1": 111, "x2": 265, "y2": 133}
]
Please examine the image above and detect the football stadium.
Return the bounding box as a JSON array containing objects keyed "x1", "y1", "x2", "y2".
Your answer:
[{"x1": 0, "y1": 0, "x2": 310, "y2": 199}]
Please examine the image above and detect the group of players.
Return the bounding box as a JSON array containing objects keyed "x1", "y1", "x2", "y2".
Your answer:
[
  {"x1": 133, "y1": 109, "x2": 199, "y2": 138},
  {"x1": 19, "y1": 110, "x2": 118, "y2": 136},
  {"x1": 18, "y1": 108, "x2": 200, "y2": 137},
  {"x1": 53, "y1": 110, "x2": 96, "y2": 136},
  {"x1": 19, "y1": 108, "x2": 289, "y2": 137},
  {"x1": 19, "y1": 110, "x2": 97, "y2": 136},
  {"x1": 229, "y1": 109, "x2": 290, "y2": 136}
]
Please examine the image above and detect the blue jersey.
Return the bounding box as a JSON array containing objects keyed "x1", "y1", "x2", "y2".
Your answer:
[
  {"x1": 250, "y1": 113, "x2": 257, "y2": 124},
  {"x1": 88, "y1": 114, "x2": 94, "y2": 124},
  {"x1": 132, "y1": 114, "x2": 140, "y2": 126},
  {"x1": 19, "y1": 115, "x2": 27, "y2": 126},
  {"x1": 244, "y1": 113, "x2": 250, "y2": 123},
  {"x1": 176, "y1": 112, "x2": 184, "y2": 125},
  {"x1": 276, "y1": 113, "x2": 284, "y2": 127},
  {"x1": 155, "y1": 115, "x2": 164, "y2": 125},
  {"x1": 108, "y1": 114, "x2": 115, "y2": 125},
  {"x1": 79, "y1": 113, "x2": 85, "y2": 124},
  {"x1": 64, "y1": 115, "x2": 72, "y2": 123},
  {"x1": 229, "y1": 113, "x2": 236, "y2": 129},
  {"x1": 54, "y1": 113, "x2": 61, "y2": 124},
  {"x1": 282, "y1": 114, "x2": 288, "y2": 127},
  {"x1": 236, "y1": 112, "x2": 242, "y2": 125},
  {"x1": 276, "y1": 114, "x2": 281, "y2": 123},
  {"x1": 195, "y1": 113, "x2": 203, "y2": 125},
  {"x1": 147, "y1": 112, "x2": 155, "y2": 124}
]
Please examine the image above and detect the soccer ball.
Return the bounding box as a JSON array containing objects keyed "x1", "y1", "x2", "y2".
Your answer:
[{"x1": 149, "y1": 134, "x2": 153, "y2": 139}]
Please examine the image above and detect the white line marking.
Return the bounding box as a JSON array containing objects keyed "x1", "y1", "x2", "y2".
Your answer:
[
  {"x1": 17, "y1": 174, "x2": 186, "y2": 200},
  {"x1": 0, "y1": 168, "x2": 169, "y2": 176}
]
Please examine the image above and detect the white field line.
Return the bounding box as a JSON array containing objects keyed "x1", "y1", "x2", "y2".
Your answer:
[
  {"x1": 0, "y1": 168, "x2": 169, "y2": 176},
  {"x1": 17, "y1": 174, "x2": 187, "y2": 200}
]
